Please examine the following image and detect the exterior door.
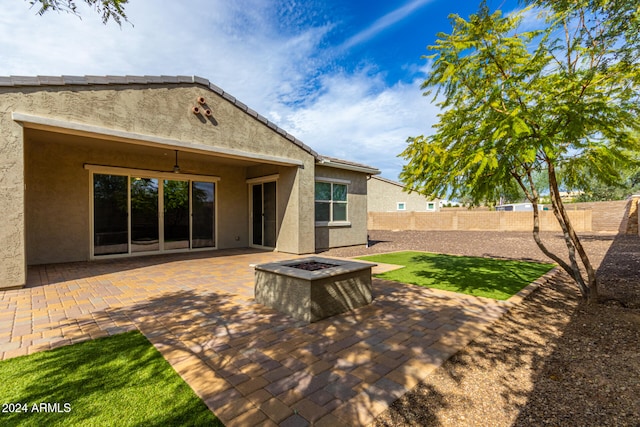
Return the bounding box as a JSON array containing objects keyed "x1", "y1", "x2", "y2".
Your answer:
[
  {"x1": 163, "y1": 179, "x2": 190, "y2": 250},
  {"x1": 191, "y1": 181, "x2": 216, "y2": 248},
  {"x1": 251, "y1": 181, "x2": 277, "y2": 248},
  {"x1": 131, "y1": 177, "x2": 160, "y2": 253}
]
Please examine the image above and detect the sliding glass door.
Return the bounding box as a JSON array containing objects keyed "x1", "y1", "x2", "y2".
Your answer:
[
  {"x1": 92, "y1": 172, "x2": 216, "y2": 257},
  {"x1": 192, "y1": 181, "x2": 215, "y2": 248},
  {"x1": 251, "y1": 181, "x2": 277, "y2": 248},
  {"x1": 93, "y1": 174, "x2": 128, "y2": 255},
  {"x1": 163, "y1": 179, "x2": 190, "y2": 250},
  {"x1": 131, "y1": 177, "x2": 159, "y2": 253}
]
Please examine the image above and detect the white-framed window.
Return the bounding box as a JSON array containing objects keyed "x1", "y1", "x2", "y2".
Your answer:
[
  {"x1": 427, "y1": 202, "x2": 436, "y2": 211},
  {"x1": 315, "y1": 181, "x2": 348, "y2": 224},
  {"x1": 397, "y1": 202, "x2": 406, "y2": 211}
]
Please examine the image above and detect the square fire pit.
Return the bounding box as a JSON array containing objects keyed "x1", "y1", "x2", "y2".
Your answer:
[{"x1": 254, "y1": 256, "x2": 375, "y2": 323}]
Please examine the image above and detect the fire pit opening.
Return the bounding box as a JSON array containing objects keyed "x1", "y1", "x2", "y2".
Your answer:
[
  {"x1": 254, "y1": 256, "x2": 376, "y2": 323},
  {"x1": 285, "y1": 261, "x2": 339, "y2": 271}
]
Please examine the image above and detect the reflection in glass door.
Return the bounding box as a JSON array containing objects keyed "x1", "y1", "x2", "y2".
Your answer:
[
  {"x1": 192, "y1": 181, "x2": 215, "y2": 248},
  {"x1": 251, "y1": 181, "x2": 277, "y2": 248},
  {"x1": 163, "y1": 180, "x2": 190, "y2": 250},
  {"x1": 252, "y1": 184, "x2": 263, "y2": 246},
  {"x1": 93, "y1": 174, "x2": 128, "y2": 255},
  {"x1": 92, "y1": 172, "x2": 216, "y2": 257},
  {"x1": 131, "y1": 178, "x2": 159, "y2": 253},
  {"x1": 263, "y1": 182, "x2": 276, "y2": 247}
]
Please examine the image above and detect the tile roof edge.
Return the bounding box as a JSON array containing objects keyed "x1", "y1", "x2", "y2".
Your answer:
[{"x1": 0, "y1": 74, "x2": 320, "y2": 159}]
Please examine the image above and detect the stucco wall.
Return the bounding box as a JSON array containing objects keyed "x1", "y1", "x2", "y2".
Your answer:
[
  {"x1": 367, "y1": 177, "x2": 439, "y2": 212},
  {"x1": 0, "y1": 111, "x2": 25, "y2": 289},
  {"x1": 0, "y1": 83, "x2": 317, "y2": 287},
  {"x1": 2, "y1": 84, "x2": 309, "y2": 161},
  {"x1": 314, "y1": 165, "x2": 368, "y2": 250},
  {"x1": 25, "y1": 134, "x2": 88, "y2": 264},
  {"x1": 246, "y1": 163, "x2": 315, "y2": 254}
]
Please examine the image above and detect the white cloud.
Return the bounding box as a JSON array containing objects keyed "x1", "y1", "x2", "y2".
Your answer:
[
  {"x1": 0, "y1": 0, "x2": 442, "y2": 179},
  {"x1": 340, "y1": 0, "x2": 435, "y2": 51},
  {"x1": 0, "y1": 0, "x2": 329, "y2": 109},
  {"x1": 274, "y1": 66, "x2": 441, "y2": 179}
]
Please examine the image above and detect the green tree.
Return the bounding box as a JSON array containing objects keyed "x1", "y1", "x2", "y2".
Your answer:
[
  {"x1": 573, "y1": 165, "x2": 640, "y2": 201},
  {"x1": 400, "y1": 2, "x2": 640, "y2": 303},
  {"x1": 27, "y1": 0, "x2": 128, "y2": 24},
  {"x1": 164, "y1": 180, "x2": 189, "y2": 227}
]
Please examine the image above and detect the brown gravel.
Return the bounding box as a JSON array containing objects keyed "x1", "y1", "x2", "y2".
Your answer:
[{"x1": 320, "y1": 230, "x2": 640, "y2": 427}]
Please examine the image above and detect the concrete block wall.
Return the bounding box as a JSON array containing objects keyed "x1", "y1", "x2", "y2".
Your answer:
[
  {"x1": 563, "y1": 200, "x2": 628, "y2": 233},
  {"x1": 368, "y1": 200, "x2": 640, "y2": 233},
  {"x1": 628, "y1": 196, "x2": 640, "y2": 236},
  {"x1": 368, "y1": 210, "x2": 592, "y2": 232}
]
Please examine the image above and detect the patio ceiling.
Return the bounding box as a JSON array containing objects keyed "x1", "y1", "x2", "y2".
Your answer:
[
  {"x1": 16, "y1": 112, "x2": 304, "y2": 167},
  {"x1": 25, "y1": 128, "x2": 263, "y2": 169}
]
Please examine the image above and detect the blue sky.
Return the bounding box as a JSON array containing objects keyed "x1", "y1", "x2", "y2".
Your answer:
[{"x1": 1, "y1": 0, "x2": 520, "y2": 179}]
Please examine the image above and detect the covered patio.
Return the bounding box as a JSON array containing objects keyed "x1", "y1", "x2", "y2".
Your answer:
[
  {"x1": 0, "y1": 249, "x2": 514, "y2": 426},
  {"x1": 23, "y1": 123, "x2": 304, "y2": 266}
]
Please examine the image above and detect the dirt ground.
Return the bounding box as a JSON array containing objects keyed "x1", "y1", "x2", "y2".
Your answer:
[{"x1": 321, "y1": 230, "x2": 640, "y2": 427}]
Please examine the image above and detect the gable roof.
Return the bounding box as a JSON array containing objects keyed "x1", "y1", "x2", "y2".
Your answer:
[
  {"x1": 1, "y1": 74, "x2": 380, "y2": 175},
  {"x1": 0, "y1": 74, "x2": 320, "y2": 157}
]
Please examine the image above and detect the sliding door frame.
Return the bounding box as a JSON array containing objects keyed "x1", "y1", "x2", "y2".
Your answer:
[
  {"x1": 86, "y1": 164, "x2": 219, "y2": 260},
  {"x1": 247, "y1": 174, "x2": 279, "y2": 250}
]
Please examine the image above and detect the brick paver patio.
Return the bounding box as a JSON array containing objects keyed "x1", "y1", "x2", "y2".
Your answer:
[{"x1": 0, "y1": 249, "x2": 554, "y2": 426}]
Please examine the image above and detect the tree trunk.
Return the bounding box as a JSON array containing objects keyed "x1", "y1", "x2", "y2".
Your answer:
[
  {"x1": 519, "y1": 174, "x2": 576, "y2": 278},
  {"x1": 547, "y1": 161, "x2": 598, "y2": 302},
  {"x1": 531, "y1": 198, "x2": 582, "y2": 286},
  {"x1": 549, "y1": 184, "x2": 589, "y2": 297}
]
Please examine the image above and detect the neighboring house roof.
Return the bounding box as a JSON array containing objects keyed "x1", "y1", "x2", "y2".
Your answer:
[{"x1": 1, "y1": 74, "x2": 380, "y2": 175}]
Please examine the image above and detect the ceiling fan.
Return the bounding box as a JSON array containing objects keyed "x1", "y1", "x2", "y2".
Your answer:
[
  {"x1": 167, "y1": 149, "x2": 218, "y2": 178},
  {"x1": 173, "y1": 150, "x2": 181, "y2": 173}
]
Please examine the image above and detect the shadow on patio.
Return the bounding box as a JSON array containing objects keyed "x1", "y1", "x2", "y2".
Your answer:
[{"x1": 41, "y1": 274, "x2": 508, "y2": 426}]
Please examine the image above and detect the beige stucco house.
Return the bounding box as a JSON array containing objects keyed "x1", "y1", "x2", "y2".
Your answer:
[
  {"x1": 0, "y1": 75, "x2": 379, "y2": 290},
  {"x1": 368, "y1": 176, "x2": 439, "y2": 212}
]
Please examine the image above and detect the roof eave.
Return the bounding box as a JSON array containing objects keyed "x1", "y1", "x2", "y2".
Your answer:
[{"x1": 317, "y1": 158, "x2": 380, "y2": 175}]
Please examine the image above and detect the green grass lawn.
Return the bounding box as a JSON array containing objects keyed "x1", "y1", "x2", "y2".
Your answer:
[
  {"x1": 358, "y1": 251, "x2": 554, "y2": 300},
  {"x1": 0, "y1": 331, "x2": 222, "y2": 427}
]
